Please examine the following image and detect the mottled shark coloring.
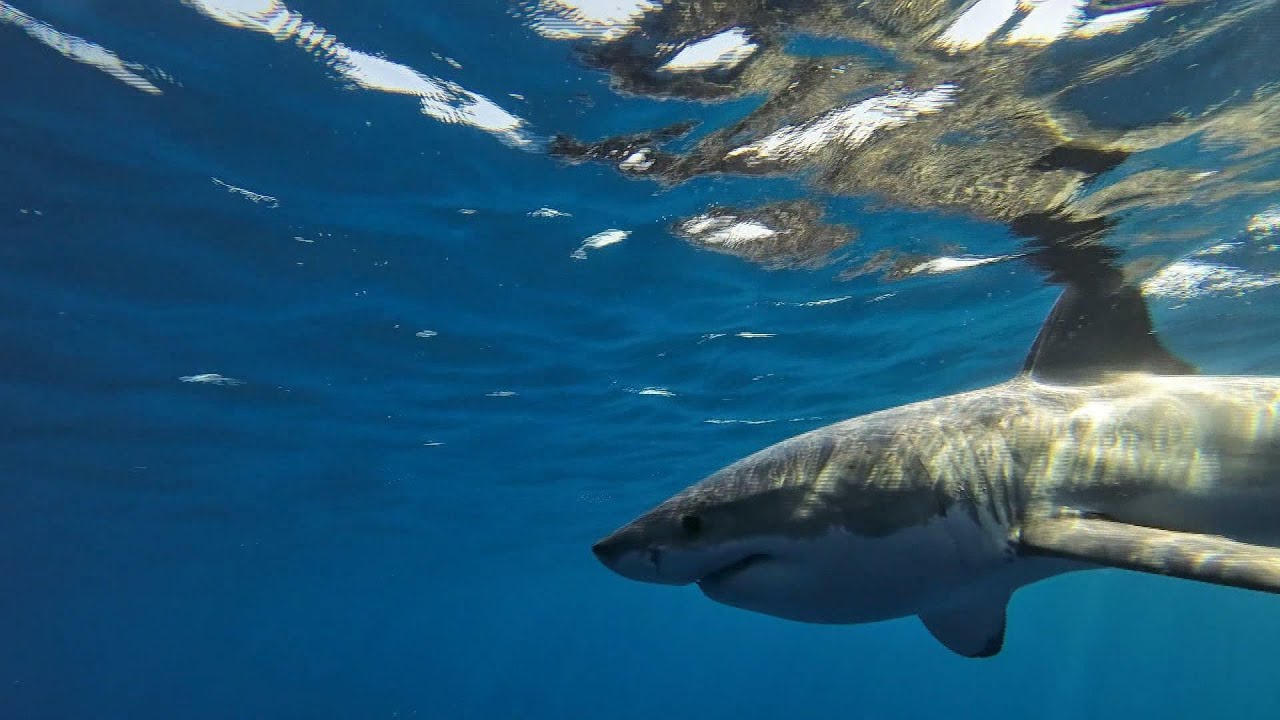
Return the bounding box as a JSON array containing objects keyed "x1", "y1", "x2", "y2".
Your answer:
[{"x1": 592, "y1": 282, "x2": 1280, "y2": 657}]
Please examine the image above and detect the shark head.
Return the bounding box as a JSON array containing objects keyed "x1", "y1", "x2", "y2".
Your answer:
[
  {"x1": 591, "y1": 428, "x2": 981, "y2": 624},
  {"x1": 591, "y1": 453, "x2": 805, "y2": 587}
]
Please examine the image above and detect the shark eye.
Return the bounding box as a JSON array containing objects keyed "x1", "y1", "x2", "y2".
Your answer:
[{"x1": 680, "y1": 514, "x2": 703, "y2": 537}]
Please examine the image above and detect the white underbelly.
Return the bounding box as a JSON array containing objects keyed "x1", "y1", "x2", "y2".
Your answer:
[{"x1": 697, "y1": 511, "x2": 1018, "y2": 624}]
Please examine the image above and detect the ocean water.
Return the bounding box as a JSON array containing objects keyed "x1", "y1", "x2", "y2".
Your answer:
[{"x1": 4, "y1": 1, "x2": 1280, "y2": 718}]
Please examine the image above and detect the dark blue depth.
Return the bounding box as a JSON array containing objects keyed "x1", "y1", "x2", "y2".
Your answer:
[{"x1": 3, "y1": 2, "x2": 1280, "y2": 718}]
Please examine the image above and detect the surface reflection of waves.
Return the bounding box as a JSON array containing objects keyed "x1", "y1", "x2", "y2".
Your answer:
[
  {"x1": 659, "y1": 28, "x2": 759, "y2": 73},
  {"x1": 522, "y1": 0, "x2": 662, "y2": 41},
  {"x1": 675, "y1": 202, "x2": 855, "y2": 270},
  {"x1": 539, "y1": 0, "x2": 1280, "y2": 283},
  {"x1": 936, "y1": 0, "x2": 1155, "y2": 50},
  {"x1": 523, "y1": 0, "x2": 1158, "y2": 49},
  {"x1": 0, "y1": 1, "x2": 166, "y2": 95},
  {"x1": 724, "y1": 84, "x2": 960, "y2": 165},
  {"x1": 1143, "y1": 210, "x2": 1280, "y2": 300},
  {"x1": 184, "y1": 0, "x2": 532, "y2": 147}
]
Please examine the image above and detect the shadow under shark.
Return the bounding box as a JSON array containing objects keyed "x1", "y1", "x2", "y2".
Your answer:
[{"x1": 592, "y1": 275, "x2": 1280, "y2": 657}]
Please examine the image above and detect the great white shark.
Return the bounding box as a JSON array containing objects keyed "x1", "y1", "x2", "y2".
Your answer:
[{"x1": 592, "y1": 281, "x2": 1280, "y2": 657}]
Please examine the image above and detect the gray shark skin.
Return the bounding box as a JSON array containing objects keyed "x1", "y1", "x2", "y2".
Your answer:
[{"x1": 592, "y1": 283, "x2": 1280, "y2": 657}]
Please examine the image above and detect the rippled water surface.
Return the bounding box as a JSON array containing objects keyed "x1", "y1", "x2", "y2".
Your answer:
[{"x1": 4, "y1": 1, "x2": 1280, "y2": 718}]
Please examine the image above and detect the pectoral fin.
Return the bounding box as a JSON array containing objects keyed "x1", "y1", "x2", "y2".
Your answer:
[
  {"x1": 1020, "y1": 517, "x2": 1280, "y2": 594},
  {"x1": 919, "y1": 594, "x2": 1009, "y2": 658}
]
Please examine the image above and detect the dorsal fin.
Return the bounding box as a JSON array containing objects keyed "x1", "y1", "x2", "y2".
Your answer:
[{"x1": 1022, "y1": 283, "x2": 1196, "y2": 384}]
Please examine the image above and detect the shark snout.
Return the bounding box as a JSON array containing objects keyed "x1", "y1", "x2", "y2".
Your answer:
[
  {"x1": 591, "y1": 527, "x2": 697, "y2": 585},
  {"x1": 591, "y1": 537, "x2": 622, "y2": 565},
  {"x1": 593, "y1": 521, "x2": 774, "y2": 587}
]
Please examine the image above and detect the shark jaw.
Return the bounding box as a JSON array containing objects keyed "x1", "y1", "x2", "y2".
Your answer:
[
  {"x1": 697, "y1": 552, "x2": 772, "y2": 585},
  {"x1": 592, "y1": 529, "x2": 778, "y2": 588},
  {"x1": 596, "y1": 518, "x2": 1015, "y2": 626}
]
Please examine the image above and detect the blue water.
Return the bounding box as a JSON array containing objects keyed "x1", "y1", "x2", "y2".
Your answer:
[{"x1": 5, "y1": 1, "x2": 1280, "y2": 718}]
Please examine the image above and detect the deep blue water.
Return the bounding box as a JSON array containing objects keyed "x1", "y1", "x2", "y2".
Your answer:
[{"x1": 5, "y1": 1, "x2": 1280, "y2": 718}]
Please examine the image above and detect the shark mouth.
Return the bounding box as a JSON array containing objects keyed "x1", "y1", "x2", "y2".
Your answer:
[{"x1": 698, "y1": 553, "x2": 771, "y2": 585}]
